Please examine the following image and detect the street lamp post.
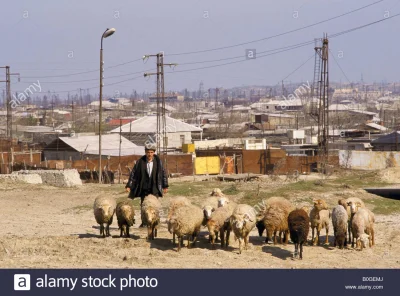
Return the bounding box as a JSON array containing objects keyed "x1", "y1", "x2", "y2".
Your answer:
[{"x1": 99, "y1": 28, "x2": 116, "y2": 184}]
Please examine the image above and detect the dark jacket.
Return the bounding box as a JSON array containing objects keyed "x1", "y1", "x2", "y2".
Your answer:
[{"x1": 126, "y1": 154, "x2": 168, "y2": 199}]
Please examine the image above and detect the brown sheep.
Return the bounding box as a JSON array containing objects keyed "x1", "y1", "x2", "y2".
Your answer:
[
  {"x1": 207, "y1": 206, "x2": 232, "y2": 249},
  {"x1": 260, "y1": 197, "x2": 294, "y2": 245},
  {"x1": 310, "y1": 199, "x2": 330, "y2": 246},
  {"x1": 116, "y1": 200, "x2": 135, "y2": 238}
]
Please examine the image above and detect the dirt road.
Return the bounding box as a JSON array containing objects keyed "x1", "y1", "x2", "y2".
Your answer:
[{"x1": 0, "y1": 181, "x2": 399, "y2": 268}]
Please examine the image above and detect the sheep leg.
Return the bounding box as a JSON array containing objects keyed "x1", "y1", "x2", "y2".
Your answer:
[
  {"x1": 126, "y1": 225, "x2": 130, "y2": 238},
  {"x1": 220, "y1": 229, "x2": 225, "y2": 248},
  {"x1": 316, "y1": 228, "x2": 321, "y2": 246},
  {"x1": 293, "y1": 243, "x2": 298, "y2": 258},
  {"x1": 284, "y1": 231, "x2": 289, "y2": 245},
  {"x1": 177, "y1": 236, "x2": 182, "y2": 252},
  {"x1": 300, "y1": 243, "x2": 303, "y2": 260},
  {"x1": 146, "y1": 226, "x2": 152, "y2": 241},
  {"x1": 225, "y1": 229, "x2": 230, "y2": 248},
  {"x1": 119, "y1": 225, "x2": 123, "y2": 237},
  {"x1": 191, "y1": 228, "x2": 200, "y2": 247},
  {"x1": 273, "y1": 231, "x2": 277, "y2": 245},
  {"x1": 311, "y1": 227, "x2": 315, "y2": 245},
  {"x1": 371, "y1": 227, "x2": 375, "y2": 247},
  {"x1": 325, "y1": 226, "x2": 329, "y2": 245},
  {"x1": 333, "y1": 227, "x2": 337, "y2": 247},
  {"x1": 348, "y1": 221, "x2": 352, "y2": 243},
  {"x1": 210, "y1": 232, "x2": 216, "y2": 249},
  {"x1": 238, "y1": 238, "x2": 243, "y2": 254},
  {"x1": 106, "y1": 224, "x2": 111, "y2": 237},
  {"x1": 100, "y1": 224, "x2": 105, "y2": 238},
  {"x1": 187, "y1": 235, "x2": 191, "y2": 248},
  {"x1": 154, "y1": 226, "x2": 158, "y2": 238},
  {"x1": 244, "y1": 235, "x2": 249, "y2": 250}
]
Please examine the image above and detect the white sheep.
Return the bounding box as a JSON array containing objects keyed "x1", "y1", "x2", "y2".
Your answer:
[
  {"x1": 345, "y1": 198, "x2": 366, "y2": 242},
  {"x1": 168, "y1": 204, "x2": 204, "y2": 251},
  {"x1": 93, "y1": 197, "x2": 116, "y2": 238},
  {"x1": 230, "y1": 204, "x2": 256, "y2": 254},
  {"x1": 310, "y1": 199, "x2": 330, "y2": 246},
  {"x1": 217, "y1": 196, "x2": 237, "y2": 215},
  {"x1": 167, "y1": 196, "x2": 192, "y2": 245},
  {"x1": 210, "y1": 188, "x2": 224, "y2": 197},
  {"x1": 201, "y1": 196, "x2": 220, "y2": 223},
  {"x1": 332, "y1": 205, "x2": 348, "y2": 249},
  {"x1": 351, "y1": 208, "x2": 375, "y2": 250},
  {"x1": 141, "y1": 195, "x2": 162, "y2": 240}
]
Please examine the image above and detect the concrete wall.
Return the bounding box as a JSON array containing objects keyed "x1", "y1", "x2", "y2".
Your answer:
[
  {"x1": 43, "y1": 151, "x2": 81, "y2": 161},
  {"x1": 125, "y1": 131, "x2": 192, "y2": 148},
  {"x1": 194, "y1": 138, "x2": 248, "y2": 149},
  {"x1": 339, "y1": 150, "x2": 400, "y2": 170}
]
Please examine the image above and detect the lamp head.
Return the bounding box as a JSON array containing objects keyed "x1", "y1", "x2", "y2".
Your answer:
[{"x1": 103, "y1": 28, "x2": 116, "y2": 38}]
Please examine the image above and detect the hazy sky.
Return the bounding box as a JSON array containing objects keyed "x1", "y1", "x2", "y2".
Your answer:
[{"x1": 0, "y1": 0, "x2": 399, "y2": 98}]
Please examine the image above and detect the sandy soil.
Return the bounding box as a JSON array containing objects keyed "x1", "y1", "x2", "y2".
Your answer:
[{"x1": 0, "y1": 181, "x2": 399, "y2": 269}]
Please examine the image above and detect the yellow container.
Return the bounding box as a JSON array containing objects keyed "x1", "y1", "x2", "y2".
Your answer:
[
  {"x1": 182, "y1": 143, "x2": 195, "y2": 153},
  {"x1": 195, "y1": 156, "x2": 220, "y2": 175}
]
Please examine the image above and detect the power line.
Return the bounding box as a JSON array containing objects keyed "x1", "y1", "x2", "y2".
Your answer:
[
  {"x1": 12, "y1": 0, "x2": 385, "y2": 81},
  {"x1": 167, "y1": 0, "x2": 384, "y2": 56},
  {"x1": 10, "y1": 11, "x2": 400, "y2": 94},
  {"x1": 21, "y1": 58, "x2": 144, "y2": 79},
  {"x1": 177, "y1": 39, "x2": 316, "y2": 65},
  {"x1": 329, "y1": 49, "x2": 352, "y2": 84},
  {"x1": 20, "y1": 68, "x2": 155, "y2": 84},
  {"x1": 279, "y1": 53, "x2": 315, "y2": 82},
  {"x1": 164, "y1": 13, "x2": 400, "y2": 75}
]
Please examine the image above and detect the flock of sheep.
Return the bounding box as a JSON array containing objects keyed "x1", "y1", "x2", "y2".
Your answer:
[{"x1": 93, "y1": 189, "x2": 376, "y2": 259}]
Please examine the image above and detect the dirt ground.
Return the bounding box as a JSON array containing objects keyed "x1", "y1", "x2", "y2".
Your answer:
[{"x1": 0, "y1": 175, "x2": 400, "y2": 269}]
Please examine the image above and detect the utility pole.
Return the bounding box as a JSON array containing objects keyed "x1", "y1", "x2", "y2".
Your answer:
[
  {"x1": 317, "y1": 35, "x2": 330, "y2": 163},
  {"x1": 119, "y1": 118, "x2": 122, "y2": 184},
  {"x1": 72, "y1": 101, "x2": 75, "y2": 130},
  {"x1": 215, "y1": 88, "x2": 219, "y2": 111},
  {"x1": 143, "y1": 53, "x2": 177, "y2": 174},
  {"x1": 0, "y1": 66, "x2": 19, "y2": 139}
]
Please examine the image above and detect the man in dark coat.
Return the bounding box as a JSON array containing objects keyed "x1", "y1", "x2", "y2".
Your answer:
[{"x1": 125, "y1": 144, "x2": 168, "y2": 227}]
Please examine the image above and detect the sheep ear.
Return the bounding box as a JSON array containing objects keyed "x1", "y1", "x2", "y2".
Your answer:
[
  {"x1": 211, "y1": 208, "x2": 215, "y2": 212},
  {"x1": 356, "y1": 202, "x2": 361, "y2": 207}
]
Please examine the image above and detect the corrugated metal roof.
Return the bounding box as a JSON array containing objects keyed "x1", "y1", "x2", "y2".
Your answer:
[
  {"x1": 372, "y1": 132, "x2": 400, "y2": 144},
  {"x1": 366, "y1": 123, "x2": 387, "y2": 131},
  {"x1": 110, "y1": 115, "x2": 202, "y2": 133},
  {"x1": 59, "y1": 134, "x2": 144, "y2": 156}
]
